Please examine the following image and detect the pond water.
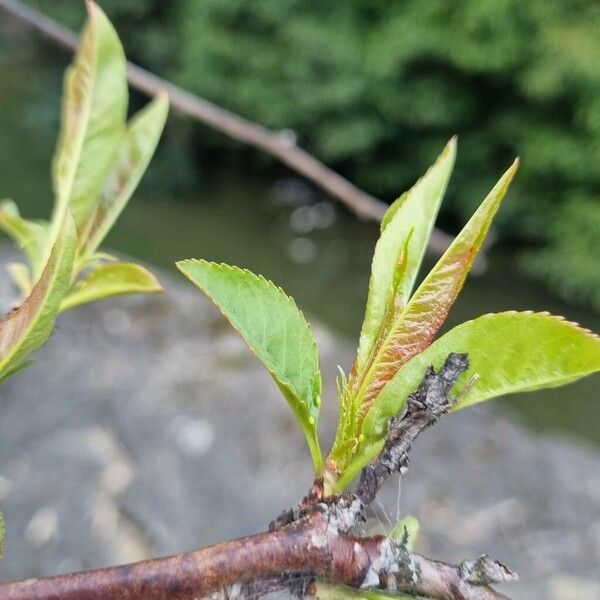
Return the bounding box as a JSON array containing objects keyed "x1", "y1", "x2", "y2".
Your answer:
[{"x1": 1, "y1": 50, "x2": 598, "y2": 450}]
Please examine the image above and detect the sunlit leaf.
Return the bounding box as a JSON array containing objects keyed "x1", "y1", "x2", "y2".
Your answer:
[
  {"x1": 51, "y1": 1, "x2": 127, "y2": 232},
  {"x1": 354, "y1": 160, "x2": 519, "y2": 415},
  {"x1": 80, "y1": 94, "x2": 169, "y2": 258},
  {"x1": 0, "y1": 215, "x2": 77, "y2": 380},
  {"x1": 338, "y1": 311, "x2": 600, "y2": 489},
  {"x1": 0, "y1": 200, "x2": 48, "y2": 277},
  {"x1": 177, "y1": 259, "x2": 323, "y2": 471},
  {"x1": 60, "y1": 263, "x2": 162, "y2": 312},
  {"x1": 354, "y1": 138, "x2": 456, "y2": 375}
]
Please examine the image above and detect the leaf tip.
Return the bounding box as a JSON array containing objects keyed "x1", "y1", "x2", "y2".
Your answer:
[
  {"x1": 85, "y1": 0, "x2": 100, "y2": 20},
  {"x1": 506, "y1": 157, "x2": 520, "y2": 179}
]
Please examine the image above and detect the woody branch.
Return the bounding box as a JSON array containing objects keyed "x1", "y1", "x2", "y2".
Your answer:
[{"x1": 0, "y1": 353, "x2": 517, "y2": 600}]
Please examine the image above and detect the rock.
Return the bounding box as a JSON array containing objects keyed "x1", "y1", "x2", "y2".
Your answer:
[{"x1": 0, "y1": 249, "x2": 598, "y2": 599}]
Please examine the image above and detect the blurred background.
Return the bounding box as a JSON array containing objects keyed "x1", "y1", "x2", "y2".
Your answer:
[{"x1": 0, "y1": 2, "x2": 599, "y2": 598}]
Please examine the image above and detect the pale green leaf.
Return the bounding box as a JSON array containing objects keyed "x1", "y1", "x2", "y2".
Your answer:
[
  {"x1": 331, "y1": 160, "x2": 519, "y2": 480},
  {"x1": 81, "y1": 94, "x2": 169, "y2": 257},
  {"x1": 0, "y1": 215, "x2": 77, "y2": 380},
  {"x1": 51, "y1": 1, "x2": 127, "y2": 233},
  {"x1": 0, "y1": 200, "x2": 48, "y2": 275},
  {"x1": 390, "y1": 514, "x2": 420, "y2": 552},
  {"x1": 60, "y1": 263, "x2": 162, "y2": 312},
  {"x1": 353, "y1": 160, "x2": 518, "y2": 418},
  {"x1": 340, "y1": 312, "x2": 600, "y2": 490},
  {"x1": 354, "y1": 138, "x2": 456, "y2": 375},
  {"x1": 177, "y1": 259, "x2": 323, "y2": 471},
  {"x1": 317, "y1": 583, "x2": 413, "y2": 600}
]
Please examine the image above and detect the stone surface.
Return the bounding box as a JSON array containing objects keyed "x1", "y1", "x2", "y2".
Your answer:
[{"x1": 0, "y1": 250, "x2": 598, "y2": 599}]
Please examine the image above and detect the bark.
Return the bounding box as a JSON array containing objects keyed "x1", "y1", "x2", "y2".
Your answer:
[{"x1": 0, "y1": 512, "x2": 514, "y2": 600}]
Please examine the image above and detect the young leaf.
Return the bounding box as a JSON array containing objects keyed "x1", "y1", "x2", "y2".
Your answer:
[
  {"x1": 390, "y1": 514, "x2": 420, "y2": 552},
  {"x1": 60, "y1": 263, "x2": 162, "y2": 312},
  {"x1": 80, "y1": 94, "x2": 169, "y2": 258},
  {"x1": 51, "y1": 1, "x2": 127, "y2": 233},
  {"x1": 0, "y1": 200, "x2": 48, "y2": 277},
  {"x1": 177, "y1": 259, "x2": 323, "y2": 471},
  {"x1": 339, "y1": 312, "x2": 600, "y2": 489},
  {"x1": 0, "y1": 215, "x2": 77, "y2": 380},
  {"x1": 353, "y1": 160, "x2": 519, "y2": 414},
  {"x1": 317, "y1": 583, "x2": 413, "y2": 600},
  {"x1": 354, "y1": 138, "x2": 456, "y2": 376}
]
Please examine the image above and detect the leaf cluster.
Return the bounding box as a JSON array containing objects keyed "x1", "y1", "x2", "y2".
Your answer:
[
  {"x1": 0, "y1": 2, "x2": 169, "y2": 553},
  {"x1": 0, "y1": 1, "x2": 168, "y2": 381},
  {"x1": 179, "y1": 138, "x2": 600, "y2": 493}
]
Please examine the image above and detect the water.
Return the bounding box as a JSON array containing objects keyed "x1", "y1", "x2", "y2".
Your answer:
[{"x1": 1, "y1": 48, "x2": 598, "y2": 449}]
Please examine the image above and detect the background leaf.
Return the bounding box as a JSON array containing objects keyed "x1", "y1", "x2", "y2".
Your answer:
[
  {"x1": 177, "y1": 259, "x2": 323, "y2": 471},
  {"x1": 0, "y1": 215, "x2": 76, "y2": 380},
  {"x1": 60, "y1": 262, "x2": 162, "y2": 312},
  {"x1": 80, "y1": 93, "x2": 169, "y2": 258},
  {"x1": 354, "y1": 138, "x2": 456, "y2": 375},
  {"x1": 51, "y1": 1, "x2": 127, "y2": 234}
]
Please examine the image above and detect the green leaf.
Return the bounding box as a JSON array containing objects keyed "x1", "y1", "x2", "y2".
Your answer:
[
  {"x1": 354, "y1": 138, "x2": 456, "y2": 376},
  {"x1": 51, "y1": 1, "x2": 127, "y2": 233},
  {"x1": 177, "y1": 259, "x2": 323, "y2": 471},
  {"x1": 354, "y1": 160, "x2": 518, "y2": 418},
  {"x1": 316, "y1": 583, "x2": 413, "y2": 600},
  {"x1": 0, "y1": 215, "x2": 77, "y2": 380},
  {"x1": 0, "y1": 200, "x2": 48, "y2": 277},
  {"x1": 80, "y1": 94, "x2": 169, "y2": 258},
  {"x1": 60, "y1": 263, "x2": 162, "y2": 312},
  {"x1": 390, "y1": 514, "x2": 420, "y2": 552},
  {"x1": 0, "y1": 508, "x2": 4, "y2": 558},
  {"x1": 341, "y1": 312, "x2": 600, "y2": 490}
]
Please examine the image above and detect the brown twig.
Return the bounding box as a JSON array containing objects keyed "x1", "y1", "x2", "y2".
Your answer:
[
  {"x1": 0, "y1": 511, "x2": 514, "y2": 600},
  {"x1": 0, "y1": 355, "x2": 516, "y2": 600},
  {"x1": 354, "y1": 353, "x2": 469, "y2": 507},
  {"x1": 0, "y1": 0, "x2": 454, "y2": 252}
]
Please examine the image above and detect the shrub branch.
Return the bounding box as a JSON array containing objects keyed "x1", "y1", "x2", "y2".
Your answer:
[{"x1": 0, "y1": 354, "x2": 517, "y2": 600}]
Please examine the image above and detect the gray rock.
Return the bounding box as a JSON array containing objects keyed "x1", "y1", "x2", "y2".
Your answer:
[{"x1": 0, "y1": 253, "x2": 598, "y2": 599}]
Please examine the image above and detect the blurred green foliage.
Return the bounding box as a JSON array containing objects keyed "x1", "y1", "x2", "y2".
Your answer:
[{"x1": 23, "y1": 0, "x2": 600, "y2": 310}]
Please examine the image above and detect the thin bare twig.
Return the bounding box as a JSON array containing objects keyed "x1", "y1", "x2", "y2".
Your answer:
[{"x1": 0, "y1": 0, "x2": 454, "y2": 252}]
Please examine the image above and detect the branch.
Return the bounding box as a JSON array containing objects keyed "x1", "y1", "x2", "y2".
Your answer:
[
  {"x1": 0, "y1": 512, "x2": 515, "y2": 600},
  {"x1": 0, "y1": 354, "x2": 517, "y2": 600},
  {"x1": 0, "y1": 0, "x2": 454, "y2": 252},
  {"x1": 355, "y1": 353, "x2": 469, "y2": 507}
]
